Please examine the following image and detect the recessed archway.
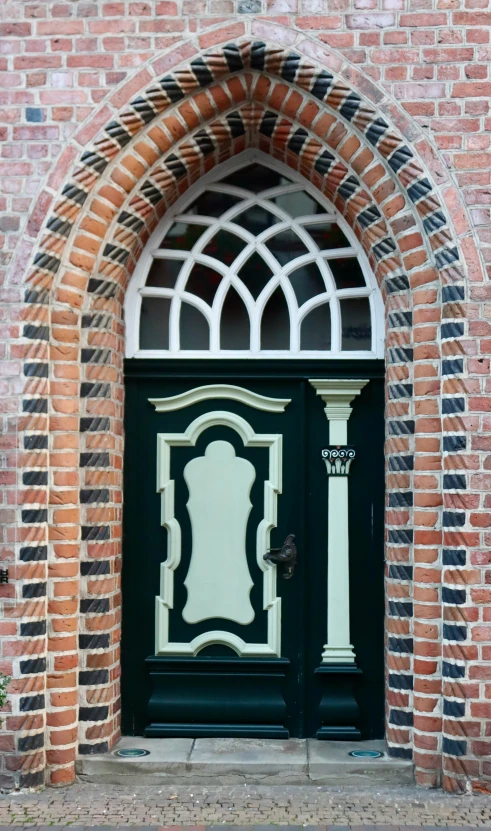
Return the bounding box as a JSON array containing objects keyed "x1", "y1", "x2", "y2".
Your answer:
[{"x1": 14, "y1": 34, "x2": 474, "y2": 790}]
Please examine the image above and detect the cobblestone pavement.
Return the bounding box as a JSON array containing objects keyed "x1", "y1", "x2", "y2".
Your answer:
[{"x1": 0, "y1": 783, "x2": 491, "y2": 827}]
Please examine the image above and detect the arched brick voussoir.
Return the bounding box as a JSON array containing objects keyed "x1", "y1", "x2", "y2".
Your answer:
[
  {"x1": 78, "y1": 106, "x2": 406, "y2": 310},
  {"x1": 27, "y1": 39, "x2": 469, "y2": 307}
]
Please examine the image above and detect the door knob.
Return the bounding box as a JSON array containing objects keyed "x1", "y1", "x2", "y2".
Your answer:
[{"x1": 264, "y1": 534, "x2": 297, "y2": 580}]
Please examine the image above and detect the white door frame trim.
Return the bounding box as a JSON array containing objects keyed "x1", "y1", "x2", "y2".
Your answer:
[
  {"x1": 150, "y1": 383, "x2": 291, "y2": 413},
  {"x1": 310, "y1": 379, "x2": 368, "y2": 664}
]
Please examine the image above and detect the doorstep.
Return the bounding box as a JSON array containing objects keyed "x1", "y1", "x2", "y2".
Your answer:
[{"x1": 76, "y1": 737, "x2": 413, "y2": 786}]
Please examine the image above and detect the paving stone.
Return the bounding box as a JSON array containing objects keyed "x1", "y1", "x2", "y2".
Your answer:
[{"x1": 1, "y1": 783, "x2": 491, "y2": 827}]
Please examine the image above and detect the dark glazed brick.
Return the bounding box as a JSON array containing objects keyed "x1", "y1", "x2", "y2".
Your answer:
[
  {"x1": 443, "y1": 474, "x2": 466, "y2": 489},
  {"x1": 79, "y1": 633, "x2": 110, "y2": 649},
  {"x1": 18, "y1": 732, "x2": 44, "y2": 752},
  {"x1": 20, "y1": 620, "x2": 47, "y2": 637},
  {"x1": 443, "y1": 661, "x2": 465, "y2": 678},
  {"x1": 20, "y1": 769, "x2": 45, "y2": 788},
  {"x1": 22, "y1": 509, "x2": 48, "y2": 524},
  {"x1": 20, "y1": 545, "x2": 47, "y2": 561},
  {"x1": 443, "y1": 548, "x2": 466, "y2": 566},
  {"x1": 388, "y1": 601, "x2": 413, "y2": 617},
  {"x1": 24, "y1": 361, "x2": 49, "y2": 377},
  {"x1": 388, "y1": 636, "x2": 413, "y2": 653},
  {"x1": 20, "y1": 657, "x2": 46, "y2": 674},
  {"x1": 78, "y1": 741, "x2": 109, "y2": 754},
  {"x1": 388, "y1": 673, "x2": 413, "y2": 690},
  {"x1": 20, "y1": 694, "x2": 45, "y2": 711},
  {"x1": 22, "y1": 581, "x2": 47, "y2": 598},
  {"x1": 443, "y1": 511, "x2": 465, "y2": 527},
  {"x1": 80, "y1": 559, "x2": 110, "y2": 576},
  {"x1": 280, "y1": 51, "x2": 301, "y2": 84},
  {"x1": 388, "y1": 529, "x2": 413, "y2": 544},
  {"x1": 81, "y1": 524, "x2": 110, "y2": 541},
  {"x1": 24, "y1": 434, "x2": 48, "y2": 450},
  {"x1": 443, "y1": 435, "x2": 466, "y2": 452},
  {"x1": 388, "y1": 492, "x2": 413, "y2": 507},
  {"x1": 79, "y1": 706, "x2": 109, "y2": 721},
  {"x1": 443, "y1": 737, "x2": 467, "y2": 756},
  {"x1": 80, "y1": 598, "x2": 110, "y2": 613},
  {"x1": 389, "y1": 708, "x2": 413, "y2": 726},
  {"x1": 23, "y1": 397, "x2": 48, "y2": 413},
  {"x1": 442, "y1": 587, "x2": 466, "y2": 604},
  {"x1": 443, "y1": 624, "x2": 467, "y2": 642},
  {"x1": 444, "y1": 698, "x2": 465, "y2": 717},
  {"x1": 79, "y1": 669, "x2": 109, "y2": 685},
  {"x1": 389, "y1": 564, "x2": 413, "y2": 580},
  {"x1": 23, "y1": 470, "x2": 48, "y2": 486}
]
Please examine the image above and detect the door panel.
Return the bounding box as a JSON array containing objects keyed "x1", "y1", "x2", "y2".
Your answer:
[{"x1": 122, "y1": 360, "x2": 384, "y2": 739}]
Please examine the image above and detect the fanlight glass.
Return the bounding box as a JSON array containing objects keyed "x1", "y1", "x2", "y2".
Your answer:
[{"x1": 130, "y1": 159, "x2": 379, "y2": 357}]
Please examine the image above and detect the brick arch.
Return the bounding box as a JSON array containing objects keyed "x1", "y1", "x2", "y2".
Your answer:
[{"x1": 14, "y1": 35, "x2": 480, "y2": 793}]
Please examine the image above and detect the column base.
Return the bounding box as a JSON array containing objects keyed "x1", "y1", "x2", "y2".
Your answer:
[
  {"x1": 321, "y1": 644, "x2": 356, "y2": 663},
  {"x1": 315, "y1": 663, "x2": 362, "y2": 741}
]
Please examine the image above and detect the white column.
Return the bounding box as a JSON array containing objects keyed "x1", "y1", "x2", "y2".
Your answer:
[{"x1": 309, "y1": 379, "x2": 368, "y2": 665}]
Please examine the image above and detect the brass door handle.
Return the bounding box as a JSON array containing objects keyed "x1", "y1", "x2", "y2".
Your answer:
[{"x1": 263, "y1": 533, "x2": 297, "y2": 579}]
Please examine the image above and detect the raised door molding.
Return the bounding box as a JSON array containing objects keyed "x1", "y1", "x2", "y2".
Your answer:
[
  {"x1": 149, "y1": 384, "x2": 291, "y2": 413},
  {"x1": 155, "y1": 410, "x2": 283, "y2": 657}
]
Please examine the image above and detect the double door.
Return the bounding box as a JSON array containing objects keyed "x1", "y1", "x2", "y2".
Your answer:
[{"x1": 122, "y1": 360, "x2": 384, "y2": 739}]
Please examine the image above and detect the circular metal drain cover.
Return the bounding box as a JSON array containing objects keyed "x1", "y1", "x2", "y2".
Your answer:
[
  {"x1": 115, "y1": 748, "x2": 150, "y2": 758},
  {"x1": 349, "y1": 749, "x2": 384, "y2": 759}
]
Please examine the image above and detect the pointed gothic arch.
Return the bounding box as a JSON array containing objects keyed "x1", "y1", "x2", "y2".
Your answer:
[{"x1": 14, "y1": 32, "x2": 480, "y2": 791}]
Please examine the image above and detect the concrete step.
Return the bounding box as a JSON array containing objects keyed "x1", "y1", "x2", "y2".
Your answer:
[{"x1": 76, "y1": 737, "x2": 413, "y2": 787}]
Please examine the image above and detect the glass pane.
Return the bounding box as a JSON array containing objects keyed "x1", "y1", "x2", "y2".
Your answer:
[
  {"x1": 220, "y1": 164, "x2": 292, "y2": 193},
  {"x1": 261, "y1": 287, "x2": 290, "y2": 350},
  {"x1": 329, "y1": 257, "x2": 366, "y2": 291},
  {"x1": 341, "y1": 297, "x2": 371, "y2": 351},
  {"x1": 304, "y1": 222, "x2": 350, "y2": 250},
  {"x1": 184, "y1": 190, "x2": 242, "y2": 218},
  {"x1": 146, "y1": 258, "x2": 182, "y2": 288},
  {"x1": 301, "y1": 303, "x2": 331, "y2": 351},
  {"x1": 140, "y1": 297, "x2": 170, "y2": 349},
  {"x1": 265, "y1": 230, "x2": 309, "y2": 266},
  {"x1": 288, "y1": 263, "x2": 326, "y2": 306},
  {"x1": 271, "y1": 190, "x2": 323, "y2": 218},
  {"x1": 202, "y1": 230, "x2": 247, "y2": 265},
  {"x1": 232, "y1": 206, "x2": 279, "y2": 237},
  {"x1": 220, "y1": 287, "x2": 250, "y2": 350},
  {"x1": 238, "y1": 252, "x2": 273, "y2": 300},
  {"x1": 185, "y1": 264, "x2": 222, "y2": 305},
  {"x1": 180, "y1": 302, "x2": 209, "y2": 350},
  {"x1": 160, "y1": 222, "x2": 206, "y2": 251}
]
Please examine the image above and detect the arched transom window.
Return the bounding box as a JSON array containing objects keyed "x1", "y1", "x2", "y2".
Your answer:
[{"x1": 125, "y1": 153, "x2": 384, "y2": 359}]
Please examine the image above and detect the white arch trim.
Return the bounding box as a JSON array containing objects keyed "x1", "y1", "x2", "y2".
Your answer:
[{"x1": 125, "y1": 150, "x2": 385, "y2": 360}]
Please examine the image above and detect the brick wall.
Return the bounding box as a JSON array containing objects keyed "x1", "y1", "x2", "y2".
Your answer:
[{"x1": 0, "y1": 0, "x2": 490, "y2": 793}]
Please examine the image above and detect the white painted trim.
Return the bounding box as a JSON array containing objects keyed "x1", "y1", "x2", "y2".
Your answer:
[
  {"x1": 155, "y1": 409, "x2": 283, "y2": 657},
  {"x1": 125, "y1": 149, "x2": 385, "y2": 360},
  {"x1": 309, "y1": 379, "x2": 368, "y2": 665},
  {"x1": 149, "y1": 384, "x2": 291, "y2": 413}
]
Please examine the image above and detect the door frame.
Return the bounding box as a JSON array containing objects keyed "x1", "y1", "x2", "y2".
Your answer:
[{"x1": 121, "y1": 357, "x2": 386, "y2": 739}]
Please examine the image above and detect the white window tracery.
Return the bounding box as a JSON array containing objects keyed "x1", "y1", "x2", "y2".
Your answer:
[{"x1": 125, "y1": 151, "x2": 384, "y2": 359}]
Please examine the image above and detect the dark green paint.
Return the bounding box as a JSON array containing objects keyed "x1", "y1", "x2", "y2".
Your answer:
[{"x1": 122, "y1": 359, "x2": 385, "y2": 739}]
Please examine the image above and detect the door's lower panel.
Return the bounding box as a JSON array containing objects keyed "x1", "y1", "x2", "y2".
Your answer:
[{"x1": 145, "y1": 656, "x2": 290, "y2": 738}]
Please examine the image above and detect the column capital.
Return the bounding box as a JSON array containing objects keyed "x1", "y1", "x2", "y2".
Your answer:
[{"x1": 309, "y1": 379, "x2": 368, "y2": 422}]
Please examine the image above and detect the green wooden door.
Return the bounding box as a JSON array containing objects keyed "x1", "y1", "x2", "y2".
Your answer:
[{"x1": 122, "y1": 360, "x2": 385, "y2": 739}]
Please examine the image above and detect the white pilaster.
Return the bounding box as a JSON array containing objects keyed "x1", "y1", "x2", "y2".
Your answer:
[{"x1": 309, "y1": 379, "x2": 368, "y2": 665}]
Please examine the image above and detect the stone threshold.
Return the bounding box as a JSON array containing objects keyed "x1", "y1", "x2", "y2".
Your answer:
[{"x1": 76, "y1": 737, "x2": 413, "y2": 787}]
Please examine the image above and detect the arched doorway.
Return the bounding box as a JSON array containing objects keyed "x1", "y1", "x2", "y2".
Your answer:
[{"x1": 121, "y1": 151, "x2": 386, "y2": 739}]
